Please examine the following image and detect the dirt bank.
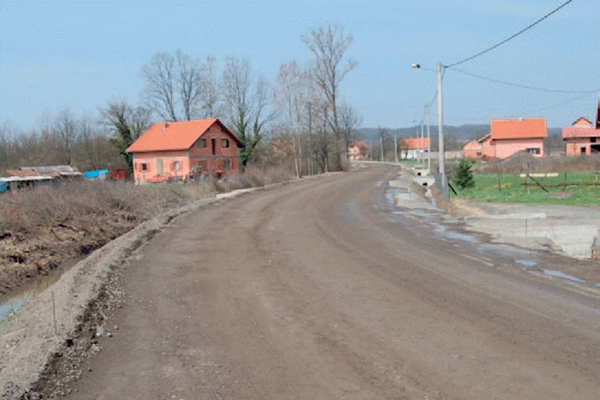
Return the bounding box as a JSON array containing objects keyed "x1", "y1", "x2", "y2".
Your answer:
[
  {"x1": 0, "y1": 196, "x2": 222, "y2": 398},
  {"x1": 0, "y1": 211, "x2": 140, "y2": 298}
]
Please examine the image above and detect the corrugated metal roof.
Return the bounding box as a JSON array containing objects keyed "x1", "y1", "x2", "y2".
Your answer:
[{"x1": 490, "y1": 118, "x2": 547, "y2": 140}]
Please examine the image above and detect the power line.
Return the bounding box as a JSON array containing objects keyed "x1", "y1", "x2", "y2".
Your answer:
[
  {"x1": 447, "y1": 0, "x2": 574, "y2": 68},
  {"x1": 450, "y1": 67, "x2": 599, "y2": 94}
]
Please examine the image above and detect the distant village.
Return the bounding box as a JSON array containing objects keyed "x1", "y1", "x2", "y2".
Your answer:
[{"x1": 2, "y1": 101, "x2": 599, "y2": 193}]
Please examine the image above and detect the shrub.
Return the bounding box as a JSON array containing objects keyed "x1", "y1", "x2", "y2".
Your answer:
[{"x1": 454, "y1": 159, "x2": 475, "y2": 190}]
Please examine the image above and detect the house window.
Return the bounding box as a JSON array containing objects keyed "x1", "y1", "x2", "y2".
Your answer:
[
  {"x1": 197, "y1": 138, "x2": 206, "y2": 148},
  {"x1": 222, "y1": 138, "x2": 229, "y2": 148},
  {"x1": 223, "y1": 159, "x2": 231, "y2": 170},
  {"x1": 527, "y1": 148, "x2": 540, "y2": 155},
  {"x1": 591, "y1": 138, "x2": 596, "y2": 143},
  {"x1": 173, "y1": 161, "x2": 180, "y2": 171},
  {"x1": 141, "y1": 163, "x2": 148, "y2": 172}
]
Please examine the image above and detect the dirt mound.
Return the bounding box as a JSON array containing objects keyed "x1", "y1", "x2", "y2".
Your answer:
[
  {"x1": 474, "y1": 153, "x2": 600, "y2": 174},
  {"x1": 0, "y1": 211, "x2": 139, "y2": 297}
]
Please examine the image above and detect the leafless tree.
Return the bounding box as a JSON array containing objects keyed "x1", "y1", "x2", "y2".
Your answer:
[
  {"x1": 54, "y1": 108, "x2": 79, "y2": 166},
  {"x1": 302, "y1": 24, "x2": 357, "y2": 170},
  {"x1": 142, "y1": 52, "x2": 178, "y2": 121},
  {"x1": 199, "y1": 56, "x2": 221, "y2": 118},
  {"x1": 142, "y1": 50, "x2": 209, "y2": 122},
  {"x1": 176, "y1": 50, "x2": 203, "y2": 121},
  {"x1": 221, "y1": 56, "x2": 272, "y2": 168},
  {"x1": 339, "y1": 102, "x2": 363, "y2": 156}
]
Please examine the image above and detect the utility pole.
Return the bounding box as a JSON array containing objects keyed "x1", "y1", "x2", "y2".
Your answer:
[
  {"x1": 437, "y1": 62, "x2": 447, "y2": 195},
  {"x1": 394, "y1": 134, "x2": 398, "y2": 163},
  {"x1": 426, "y1": 104, "x2": 431, "y2": 174},
  {"x1": 420, "y1": 120, "x2": 424, "y2": 167}
]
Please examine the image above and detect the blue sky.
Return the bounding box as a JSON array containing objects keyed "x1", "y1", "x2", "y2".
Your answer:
[{"x1": 1, "y1": 0, "x2": 599, "y2": 131}]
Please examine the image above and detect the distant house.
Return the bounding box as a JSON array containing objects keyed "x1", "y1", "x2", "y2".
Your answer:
[
  {"x1": 347, "y1": 140, "x2": 369, "y2": 161},
  {"x1": 399, "y1": 137, "x2": 429, "y2": 160},
  {"x1": 463, "y1": 134, "x2": 494, "y2": 160},
  {"x1": 490, "y1": 118, "x2": 547, "y2": 159},
  {"x1": 126, "y1": 119, "x2": 243, "y2": 184},
  {"x1": 464, "y1": 119, "x2": 546, "y2": 159},
  {"x1": 562, "y1": 102, "x2": 600, "y2": 156}
]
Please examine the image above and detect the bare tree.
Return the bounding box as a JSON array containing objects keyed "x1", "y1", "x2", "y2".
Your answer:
[
  {"x1": 339, "y1": 102, "x2": 363, "y2": 156},
  {"x1": 199, "y1": 56, "x2": 221, "y2": 118},
  {"x1": 54, "y1": 108, "x2": 79, "y2": 166},
  {"x1": 142, "y1": 52, "x2": 178, "y2": 121},
  {"x1": 142, "y1": 50, "x2": 212, "y2": 122},
  {"x1": 221, "y1": 56, "x2": 272, "y2": 169},
  {"x1": 101, "y1": 101, "x2": 152, "y2": 173},
  {"x1": 302, "y1": 24, "x2": 357, "y2": 170},
  {"x1": 176, "y1": 50, "x2": 203, "y2": 121}
]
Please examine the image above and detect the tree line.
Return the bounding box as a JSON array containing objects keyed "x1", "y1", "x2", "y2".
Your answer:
[{"x1": 0, "y1": 24, "x2": 361, "y2": 178}]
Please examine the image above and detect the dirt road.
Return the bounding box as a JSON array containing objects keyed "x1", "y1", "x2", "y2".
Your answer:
[{"x1": 62, "y1": 164, "x2": 600, "y2": 399}]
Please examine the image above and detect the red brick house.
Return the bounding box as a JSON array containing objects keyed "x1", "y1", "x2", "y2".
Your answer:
[
  {"x1": 347, "y1": 140, "x2": 369, "y2": 161},
  {"x1": 562, "y1": 102, "x2": 600, "y2": 156},
  {"x1": 463, "y1": 134, "x2": 495, "y2": 160},
  {"x1": 126, "y1": 119, "x2": 243, "y2": 184}
]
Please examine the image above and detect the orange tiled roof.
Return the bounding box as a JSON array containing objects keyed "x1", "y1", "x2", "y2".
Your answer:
[
  {"x1": 400, "y1": 137, "x2": 429, "y2": 150},
  {"x1": 490, "y1": 118, "x2": 547, "y2": 140},
  {"x1": 126, "y1": 119, "x2": 242, "y2": 153},
  {"x1": 348, "y1": 140, "x2": 369, "y2": 150}
]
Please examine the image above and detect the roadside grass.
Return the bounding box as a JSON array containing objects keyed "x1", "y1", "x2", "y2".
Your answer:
[
  {"x1": 455, "y1": 171, "x2": 600, "y2": 205},
  {"x1": 0, "y1": 165, "x2": 294, "y2": 235}
]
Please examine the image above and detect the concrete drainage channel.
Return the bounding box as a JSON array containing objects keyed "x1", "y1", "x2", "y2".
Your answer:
[{"x1": 0, "y1": 187, "x2": 261, "y2": 397}]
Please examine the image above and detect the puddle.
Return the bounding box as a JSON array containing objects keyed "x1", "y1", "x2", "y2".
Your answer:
[
  {"x1": 0, "y1": 292, "x2": 34, "y2": 322},
  {"x1": 0, "y1": 256, "x2": 83, "y2": 323},
  {"x1": 543, "y1": 269, "x2": 586, "y2": 284},
  {"x1": 385, "y1": 188, "x2": 408, "y2": 206},
  {"x1": 515, "y1": 259, "x2": 537, "y2": 268}
]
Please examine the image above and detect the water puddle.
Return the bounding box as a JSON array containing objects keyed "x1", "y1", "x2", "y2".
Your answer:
[
  {"x1": 0, "y1": 292, "x2": 34, "y2": 321},
  {"x1": 0, "y1": 256, "x2": 83, "y2": 323},
  {"x1": 515, "y1": 259, "x2": 537, "y2": 268},
  {"x1": 543, "y1": 270, "x2": 587, "y2": 284},
  {"x1": 385, "y1": 188, "x2": 408, "y2": 206}
]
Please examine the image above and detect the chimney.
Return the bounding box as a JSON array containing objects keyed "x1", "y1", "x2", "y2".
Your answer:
[{"x1": 163, "y1": 121, "x2": 169, "y2": 130}]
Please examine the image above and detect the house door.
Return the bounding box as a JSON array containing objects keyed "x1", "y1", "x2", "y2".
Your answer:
[
  {"x1": 156, "y1": 159, "x2": 163, "y2": 174},
  {"x1": 581, "y1": 147, "x2": 587, "y2": 155}
]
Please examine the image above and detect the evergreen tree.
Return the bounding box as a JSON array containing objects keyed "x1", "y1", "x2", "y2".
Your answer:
[{"x1": 454, "y1": 158, "x2": 475, "y2": 190}]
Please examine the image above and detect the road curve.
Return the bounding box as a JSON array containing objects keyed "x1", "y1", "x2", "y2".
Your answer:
[{"x1": 65, "y1": 164, "x2": 600, "y2": 400}]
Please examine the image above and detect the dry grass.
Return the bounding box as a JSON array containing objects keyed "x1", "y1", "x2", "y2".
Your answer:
[
  {"x1": 222, "y1": 165, "x2": 295, "y2": 191},
  {"x1": 0, "y1": 165, "x2": 297, "y2": 295},
  {"x1": 0, "y1": 179, "x2": 217, "y2": 235}
]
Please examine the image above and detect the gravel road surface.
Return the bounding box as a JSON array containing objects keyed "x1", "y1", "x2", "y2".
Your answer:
[{"x1": 10, "y1": 164, "x2": 600, "y2": 399}]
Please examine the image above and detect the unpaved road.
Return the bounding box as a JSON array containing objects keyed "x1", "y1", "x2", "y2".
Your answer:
[{"x1": 63, "y1": 164, "x2": 600, "y2": 399}]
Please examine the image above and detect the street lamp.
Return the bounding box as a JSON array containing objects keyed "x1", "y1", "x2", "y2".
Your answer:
[{"x1": 412, "y1": 62, "x2": 447, "y2": 198}]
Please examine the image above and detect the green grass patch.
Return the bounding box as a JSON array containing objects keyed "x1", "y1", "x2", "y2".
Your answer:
[{"x1": 455, "y1": 171, "x2": 600, "y2": 205}]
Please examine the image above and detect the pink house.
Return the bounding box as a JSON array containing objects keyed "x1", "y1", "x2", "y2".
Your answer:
[
  {"x1": 126, "y1": 119, "x2": 243, "y2": 184},
  {"x1": 562, "y1": 102, "x2": 600, "y2": 156},
  {"x1": 463, "y1": 134, "x2": 495, "y2": 160},
  {"x1": 347, "y1": 140, "x2": 369, "y2": 161},
  {"x1": 493, "y1": 118, "x2": 547, "y2": 158}
]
